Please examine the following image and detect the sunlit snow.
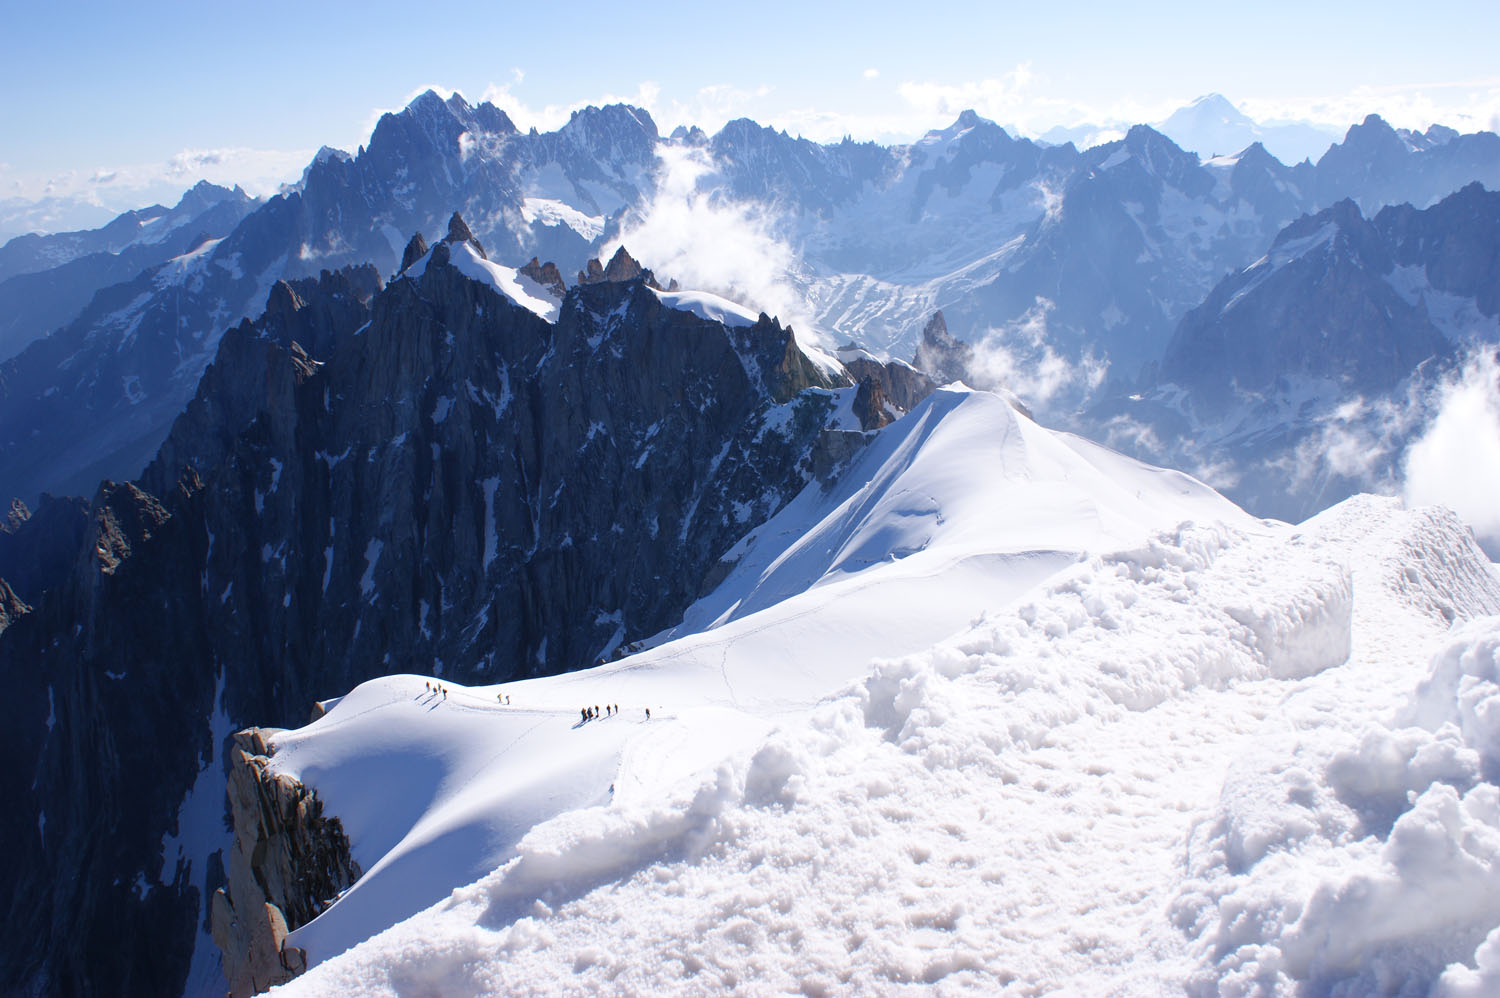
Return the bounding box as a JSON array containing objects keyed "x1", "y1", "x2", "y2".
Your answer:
[{"x1": 260, "y1": 387, "x2": 1500, "y2": 996}]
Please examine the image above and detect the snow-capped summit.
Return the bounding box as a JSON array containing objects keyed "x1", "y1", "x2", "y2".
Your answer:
[{"x1": 1155, "y1": 93, "x2": 1341, "y2": 165}]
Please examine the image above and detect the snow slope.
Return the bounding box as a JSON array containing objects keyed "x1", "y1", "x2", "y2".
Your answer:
[
  {"x1": 263, "y1": 386, "x2": 1247, "y2": 969},
  {"x1": 403, "y1": 240, "x2": 561, "y2": 321},
  {"x1": 267, "y1": 389, "x2": 1500, "y2": 996}
]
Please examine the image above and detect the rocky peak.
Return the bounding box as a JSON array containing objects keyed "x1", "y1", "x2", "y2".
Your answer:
[
  {"x1": 602, "y1": 245, "x2": 645, "y2": 283},
  {"x1": 559, "y1": 103, "x2": 660, "y2": 153},
  {"x1": 88, "y1": 481, "x2": 171, "y2": 577},
  {"x1": 912, "y1": 310, "x2": 975, "y2": 386},
  {"x1": 519, "y1": 257, "x2": 566, "y2": 298},
  {"x1": 399, "y1": 232, "x2": 429, "y2": 274},
  {"x1": 576, "y1": 246, "x2": 660, "y2": 288},
  {"x1": 443, "y1": 212, "x2": 486, "y2": 260},
  {"x1": 264, "y1": 280, "x2": 307, "y2": 329},
  {"x1": 851, "y1": 376, "x2": 894, "y2": 431}
]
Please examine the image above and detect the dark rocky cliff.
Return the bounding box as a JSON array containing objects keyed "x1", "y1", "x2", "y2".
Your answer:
[{"x1": 0, "y1": 227, "x2": 870, "y2": 996}]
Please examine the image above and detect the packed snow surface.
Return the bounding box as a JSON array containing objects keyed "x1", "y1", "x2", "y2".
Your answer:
[
  {"x1": 267, "y1": 388, "x2": 1500, "y2": 996},
  {"x1": 650, "y1": 287, "x2": 762, "y2": 328}
]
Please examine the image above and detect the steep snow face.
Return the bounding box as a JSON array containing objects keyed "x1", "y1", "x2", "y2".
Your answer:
[
  {"x1": 263, "y1": 385, "x2": 1255, "y2": 972},
  {"x1": 276, "y1": 491, "x2": 1500, "y2": 997}
]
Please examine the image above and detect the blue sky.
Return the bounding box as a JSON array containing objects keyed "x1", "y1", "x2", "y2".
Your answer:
[{"x1": 3, "y1": 0, "x2": 1498, "y2": 223}]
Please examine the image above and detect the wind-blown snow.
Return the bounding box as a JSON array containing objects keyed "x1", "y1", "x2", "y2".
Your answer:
[
  {"x1": 650, "y1": 287, "x2": 761, "y2": 328},
  {"x1": 266, "y1": 390, "x2": 1500, "y2": 996}
]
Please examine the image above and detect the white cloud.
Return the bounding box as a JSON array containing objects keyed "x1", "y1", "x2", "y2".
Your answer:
[
  {"x1": 1403, "y1": 350, "x2": 1500, "y2": 550},
  {"x1": 1240, "y1": 78, "x2": 1500, "y2": 135},
  {"x1": 966, "y1": 298, "x2": 1108, "y2": 407},
  {"x1": 479, "y1": 80, "x2": 768, "y2": 137},
  {"x1": 863, "y1": 68, "x2": 879, "y2": 80},
  {"x1": 604, "y1": 144, "x2": 825, "y2": 349},
  {"x1": 0, "y1": 145, "x2": 313, "y2": 237}
]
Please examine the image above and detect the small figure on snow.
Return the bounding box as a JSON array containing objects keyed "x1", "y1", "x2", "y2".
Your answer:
[{"x1": 645, "y1": 707, "x2": 651, "y2": 720}]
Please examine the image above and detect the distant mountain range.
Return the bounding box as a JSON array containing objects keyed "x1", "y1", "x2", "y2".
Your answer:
[
  {"x1": 3, "y1": 91, "x2": 1496, "y2": 515},
  {"x1": 2, "y1": 86, "x2": 1499, "y2": 998}
]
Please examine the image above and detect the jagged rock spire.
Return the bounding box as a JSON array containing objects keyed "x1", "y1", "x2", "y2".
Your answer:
[
  {"x1": 444, "y1": 212, "x2": 486, "y2": 260},
  {"x1": 575, "y1": 246, "x2": 661, "y2": 289},
  {"x1": 519, "y1": 257, "x2": 566, "y2": 298},
  {"x1": 399, "y1": 232, "x2": 428, "y2": 274}
]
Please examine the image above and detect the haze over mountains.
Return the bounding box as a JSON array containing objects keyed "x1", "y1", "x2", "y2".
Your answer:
[{"x1": 2, "y1": 87, "x2": 1499, "y2": 997}]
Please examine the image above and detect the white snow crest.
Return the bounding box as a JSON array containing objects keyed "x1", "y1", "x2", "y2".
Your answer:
[
  {"x1": 860, "y1": 521, "x2": 1350, "y2": 757},
  {"x1": 278, "y1": 518, "x2": 1358, "y2": 996},
  {"x1": 1170, "y1": 503, "x2": 1500, "y2": 996}
]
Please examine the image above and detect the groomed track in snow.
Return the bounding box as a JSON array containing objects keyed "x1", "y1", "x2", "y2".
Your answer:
[{"x1": 267, "y1": 389, "x2": 1500, "y2": 996}]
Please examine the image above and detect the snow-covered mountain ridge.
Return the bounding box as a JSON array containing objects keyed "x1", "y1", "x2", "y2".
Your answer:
[
  {"x1": 268, "y1": 488, "x2": 1500, "y2": 995},
  {"x1": 4, "y1": 87, "x2": 1500, "y2": 998},
  {"x1": 5, "y1": 91, "x2": 1498, "y2": 509},
  {"x1": 0, "y1": 221, "x2": 924, "y2": 997}
]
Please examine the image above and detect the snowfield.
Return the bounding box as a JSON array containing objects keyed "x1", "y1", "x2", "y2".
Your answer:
[{"x1": 265, "y1": 388, "x2": 1500, "y2": 996}]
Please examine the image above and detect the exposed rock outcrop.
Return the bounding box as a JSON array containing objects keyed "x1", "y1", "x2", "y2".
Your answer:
[
  {"x1": 519, "y1": 256, "x2": 566, "y2": 297},
  {"x1": 576, "y1": 246, "x2": 661, "y2": 289},
  {"x1": 2, "y1": 248, "x2": 853, "y2": 996},
  {"x1": 212, "y1": 727, "x2": 359, "y2": 996},
  {"x1": 0, "y1": 578, "x2": 28, "y2": 633},
  {"x1": 841, "y1": 347, "x2": 937, "y2": 417},
  {"x1": 851, "y1": 376, "x2": 894, "y2": 431},
  {"x1": 911, "y1": 311, "x2": 975, "y2": 387},
  {"x1": 399, "y1": 232, "x2": 429, "y2": 274},
  {"x1": 442, "y1": 211, "x2": 486, "y2": 259}
]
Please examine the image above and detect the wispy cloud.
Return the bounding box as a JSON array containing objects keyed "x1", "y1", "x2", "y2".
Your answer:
[
  {"x1": 478, "y1": 81, "x2": 774, "y2": 138},
  {"x1": 604, "y1": 144, "x2": 825, "y2": 349},
  {"x1": 0, "y1": 146, "x2": 313, "y2": 237},
  {"x1": 1403, "y1": 349, "x2": 1500, "y2": 550},
  {"x1": 1240, "y1": 78, "x2": 1500, "y2": 135},
  {"x1": 966, "y1": 298, "x2": 1109, "y2": 407}
]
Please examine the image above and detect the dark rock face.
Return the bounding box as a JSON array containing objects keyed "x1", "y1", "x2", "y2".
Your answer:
[
  {"x1": 399, "y1": 232, "x2": 429, "y2": 274},
  {"x1": 0, "y1": 470, "x2": 217, "y2": 998},
  {"x1": 1377, "y1": 181, "x2": 1500, "y2": 317},
  {"x1": 1158, "y1": 192, "x2": 1490, "y2": 410},
  {"x1": 841, "y1": 348, "x2": 936, "y2": 420},
  {"x1": 443, "y1": 211, "x2": 485, "y2": 258},
  {"x1": 0, "y1": 247, "x2": 851, "y2": 997},
  {"x1": 0, "y1": 93, "x2": 659, "y2": 507},
  {"x1": 1090, "y1": 183, "x2": 1500, "y2": 526},
  {"x1": 0, "y1": 494, "x2": 89, "y2": 604},
  {"x1": 910, "y1": 311, "x2": 974, "y2": 387},
  {"x1": 519, "y1": 257, "x2": 566, "y2": 297}
]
